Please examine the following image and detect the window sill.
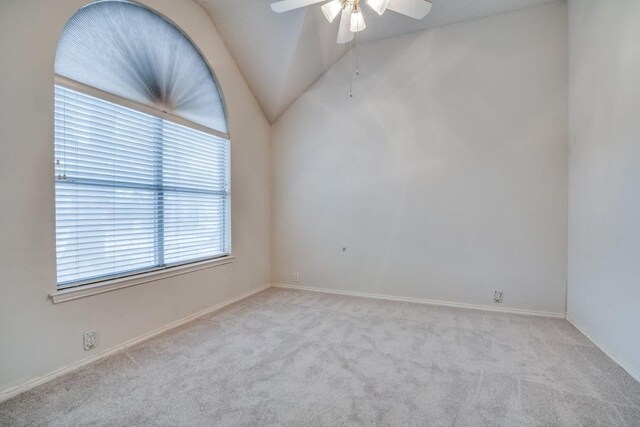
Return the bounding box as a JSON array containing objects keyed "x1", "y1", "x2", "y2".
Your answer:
[{"x1": 49, "y1": 255, "x2": 235, "y2": 304}]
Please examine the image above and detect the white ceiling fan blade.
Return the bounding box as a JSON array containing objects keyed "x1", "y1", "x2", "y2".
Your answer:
[
  {"x1": 271, "y1": 0, "x2": 326, "y2": 13},
  {"x1": 386, "y1": 0, "x2": 432, "y2": 19},
  {"x1": 367, "y1": 0, "x2": 390, "y2": 15},
  {"x1": 337, "y1": 8, "x2": 354, "y2": 44}
]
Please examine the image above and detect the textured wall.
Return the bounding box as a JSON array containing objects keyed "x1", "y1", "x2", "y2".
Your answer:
[
  {"x1": 567, "y1": 0, "x2": 640, "y2": 380},
  {"x1": 272, "y1": 2, "x2": 568, "y2": 314},
  {"x1": 0, "y1": 0, "x2": 271, "y2": 394}
]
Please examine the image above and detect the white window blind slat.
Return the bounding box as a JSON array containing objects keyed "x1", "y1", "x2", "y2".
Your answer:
[{"x1": 55, "y1": 85, "x2": 231, "y2": 288}]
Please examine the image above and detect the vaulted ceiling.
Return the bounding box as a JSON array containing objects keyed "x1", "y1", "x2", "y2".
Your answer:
[{"x1": 196, "y1": 0, "x2": 558, "y2": 122}]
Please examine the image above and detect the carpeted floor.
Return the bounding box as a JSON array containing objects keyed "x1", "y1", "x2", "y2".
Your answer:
[{"x1": 1, "y1": 287, "x2": 639, "y2": 426}]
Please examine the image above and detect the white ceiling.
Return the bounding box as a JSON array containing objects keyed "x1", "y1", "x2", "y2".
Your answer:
[{"x1": 197, "y1": 0, "x2": 558, "y2": 122}]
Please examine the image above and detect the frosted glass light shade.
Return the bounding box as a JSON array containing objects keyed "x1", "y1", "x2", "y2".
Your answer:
[
  {"x1": 55, "y1": 0, "x2": 228, "y2": 133},
  {"x1": 367, "y1": 0, "x2": 389, "y2": 15},
  {"x1": 350, "y1": 9, "x2": 366, "y2": 32},
  {"x1": 337, "y1": 8, "x2": 354, "y2": 44},
  {"x1": 321, "y1": 0, "x2": 342, "y2": 23}
]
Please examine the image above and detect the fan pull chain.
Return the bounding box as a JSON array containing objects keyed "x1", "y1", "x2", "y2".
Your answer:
[
  {"x1": 348, "y1": 37, "x2": 353, "y2": 98},
  {"x1": 348, "y1": 33, "x2": 359, "y2": 98},
  {"x1": 355, "y1": 32, "x2": 359, "y2": 76}
]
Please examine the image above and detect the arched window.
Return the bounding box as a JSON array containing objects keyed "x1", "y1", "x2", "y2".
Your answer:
[{"x1": 54, "y1": 0, "x2": 231, "y2": 288}]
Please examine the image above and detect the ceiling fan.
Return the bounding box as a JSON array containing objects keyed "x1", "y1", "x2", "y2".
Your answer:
[{"x1": 271, "y1": 0, "x2": 433, "y2": 44}]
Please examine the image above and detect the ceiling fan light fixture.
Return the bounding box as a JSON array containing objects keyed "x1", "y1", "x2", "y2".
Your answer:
[
  {"x1": 271, "y1": 0, "x2": 433, "y2": 45},
  {"x1": 367, "y1": 0, "x2": 389, "y2": 15},
  {"x1": 350, "y1": 8, "x2": 366, "y2": 32},
  {"x1": 321, "y1": 0, "x2": 343, "y2": 23}
]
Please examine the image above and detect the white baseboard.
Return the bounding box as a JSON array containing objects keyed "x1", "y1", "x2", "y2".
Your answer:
[
  {"x1": 566, "y1": 316, "x2": 640, "y2": 384},
  {"x1": 0, "y1": 284, "x2": 271, "y2": 404},
  {"x1": 272, "y1": 283, "x2": 566, "y2": 318}
]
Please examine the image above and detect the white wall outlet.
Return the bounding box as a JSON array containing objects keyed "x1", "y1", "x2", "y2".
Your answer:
[
  {"x1": 293, "y1": 272, "x2": 300, "y2": 282},
  {"x1": 493, "y1": 290, "x2": 503, "y2": 303},
  {"x1": 83, "y1": 330, "x2": 98, "y2": 351}
]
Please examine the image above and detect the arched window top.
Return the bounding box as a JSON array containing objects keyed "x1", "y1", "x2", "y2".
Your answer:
[{"x1": 55, "y1": 0, "x2": 228, "y2": 134}]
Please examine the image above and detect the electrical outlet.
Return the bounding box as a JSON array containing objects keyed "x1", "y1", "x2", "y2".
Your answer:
[
  {"x1": 493, "y1": 290, "x2": 503, "y2": 303},
  {"x1": 293, "y1": 272, "x2": 300, "y2": 282},
  {"x1": 84, "y1": 330, "x2": 98, "y2": 351}
]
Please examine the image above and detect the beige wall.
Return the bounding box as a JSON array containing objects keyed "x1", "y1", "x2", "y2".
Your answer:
[
  {"x1": 0, "y1": 0, "x2": 271, "y2": 394},
  {"x1": 567, "y1": 0, "x2": 640, "y2": 380},
  {"x1": 272, "y1": 2, "x2": 568, "y2": 314}
]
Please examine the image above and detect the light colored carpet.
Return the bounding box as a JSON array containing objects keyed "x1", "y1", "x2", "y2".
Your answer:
[{"x1": 1, "y1": 287, "x2": 639, "y2": 426}]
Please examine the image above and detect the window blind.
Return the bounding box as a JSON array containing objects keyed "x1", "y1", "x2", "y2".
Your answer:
[
  {"x1": 55, "y1": 0, "x2": 228, "y2": 133},
  {"x1": 55, "y1": 85, "x2": 230, "y2": 288}
]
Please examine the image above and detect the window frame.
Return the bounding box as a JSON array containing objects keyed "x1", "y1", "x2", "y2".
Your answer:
[{"x1": 50, "y1": 76, "x2": 233, "y2": 302}]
